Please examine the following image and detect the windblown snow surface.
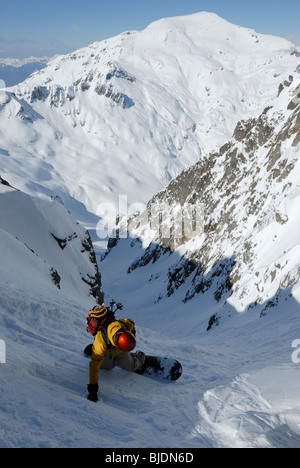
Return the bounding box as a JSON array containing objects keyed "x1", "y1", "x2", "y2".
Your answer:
[{"x1": 0, "y1": 12, "x2": 300, "y2": 449}]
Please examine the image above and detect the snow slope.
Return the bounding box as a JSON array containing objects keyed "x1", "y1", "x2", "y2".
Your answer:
[
  {"x1": 99, "y1": 241, "x2": 300, "y2": 449},
  {"x1": 2, "y1": 226, "x2": 300, "y2": 448},
  {"x1": 1, "y1": 181, "x2": 300, "y2": 448},
  {"x1": 0, "y1": 180, "x2": 103, "y2": 304}
]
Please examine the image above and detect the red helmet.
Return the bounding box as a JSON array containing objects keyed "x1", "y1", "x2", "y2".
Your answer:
[{"x1": 114, "y1": 330, "x2": 136, "y2": 352}]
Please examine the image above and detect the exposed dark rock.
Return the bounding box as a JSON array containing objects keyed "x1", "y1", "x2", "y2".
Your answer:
[
  {"x1": 50, "y1": 268, "x2": 61, "y2": 289},
  {"x1": 51, "y1": 231, "x2": 104, "y2": 303},
  {"x1": 30, "y1": 86, "x2": 49, "y2": 102}
]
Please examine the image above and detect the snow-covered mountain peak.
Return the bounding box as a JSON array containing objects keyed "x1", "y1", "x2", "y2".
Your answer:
[{"x1": 24, "y1": 11, "x2": 296, "y2": 89}]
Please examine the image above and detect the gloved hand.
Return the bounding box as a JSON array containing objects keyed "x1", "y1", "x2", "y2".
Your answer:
[{"x1": 87, "y1": 383, "x2": 99, "y2": 403}]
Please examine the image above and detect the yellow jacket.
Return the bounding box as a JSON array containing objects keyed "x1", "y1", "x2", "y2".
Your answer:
[{"x1": 89, "y1": 318, "x2": 135, "y2": 385}]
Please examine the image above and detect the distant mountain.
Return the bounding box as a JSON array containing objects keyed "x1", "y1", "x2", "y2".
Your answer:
[
  {"x1": 0, "y1": 57, "x2": 49, "y2": 87},
  {"x1": 0, "y1": 12, "x2": 299, "y2": 223}
]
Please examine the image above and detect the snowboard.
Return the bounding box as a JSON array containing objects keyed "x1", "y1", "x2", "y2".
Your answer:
[{"x1": 135, "y1": 355, "x2": 182, "y2": 382}]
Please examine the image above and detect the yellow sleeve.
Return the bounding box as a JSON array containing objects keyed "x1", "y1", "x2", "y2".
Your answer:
[{"x1": 89, "y1": 354, "x2": 104, "y2": 385}]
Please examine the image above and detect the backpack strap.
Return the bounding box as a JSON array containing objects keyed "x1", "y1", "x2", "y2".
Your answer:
[
  {"x1": 99, "y1": 312, "x2": 119, "y2": 348},
  {"x1": 100, "y1": 326, "x2": 112, "y2": 348}
]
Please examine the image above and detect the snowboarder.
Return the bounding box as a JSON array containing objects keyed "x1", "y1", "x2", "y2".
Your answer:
[{"x1": 86, "y1": 307, "x2": 146, "y2": 402}]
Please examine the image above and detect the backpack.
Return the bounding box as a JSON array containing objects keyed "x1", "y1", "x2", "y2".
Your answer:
[{"x1": 86, "y1": 304, "x2": 116, "y2": 337}]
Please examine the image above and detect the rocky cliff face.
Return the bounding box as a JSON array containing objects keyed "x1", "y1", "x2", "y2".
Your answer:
[{"x1": 105, "y1": 73, "x2": 300, "y2": 326}]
